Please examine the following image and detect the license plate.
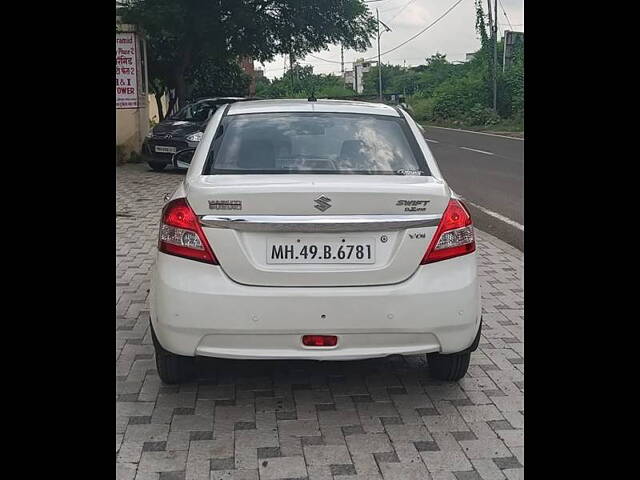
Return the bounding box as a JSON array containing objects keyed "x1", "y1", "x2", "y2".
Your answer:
[
  {"x1": 155, "y1": 145, "x2": 176, "y2": 154},
  {"x1": 267, "y1": 238, "x2": 375, "y2": 264}
]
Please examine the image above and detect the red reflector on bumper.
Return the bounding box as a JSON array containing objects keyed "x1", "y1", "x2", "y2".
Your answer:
[{"x1": 302, "y1": 335, "x2": 338, "y2": 347}]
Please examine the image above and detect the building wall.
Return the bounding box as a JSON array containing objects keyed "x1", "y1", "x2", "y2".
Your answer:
[
  {"x1": 343, "y1": 71, "x2": 355, "y2": 90},
  {"x1": 116, "y1": 22, "x2": 149, "y2": 158},
  {"x1": 345, "y1": 60, "x2": 376, "y2": 94},
  {"x1": 238, "y1": 56, "x2": 256, "y2": 96},
  {"x1": 116, "y1": 109, "x2": 144, "y2": 150},
  {"x1": 148, "y1": 92, "x2": 169, "y2": 124}
]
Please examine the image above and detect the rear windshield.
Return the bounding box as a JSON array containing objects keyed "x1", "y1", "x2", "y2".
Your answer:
[
  {"x1": 203, "y1": 112, "x2": 429, "y2": 176},
  {"x1": 170, "y1": 102, "x2": 216, "y2": 122}
]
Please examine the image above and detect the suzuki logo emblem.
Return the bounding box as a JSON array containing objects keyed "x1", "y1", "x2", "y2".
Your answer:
[{"x1": 314, "y1": 195, "x2": 332, "y2": 212}]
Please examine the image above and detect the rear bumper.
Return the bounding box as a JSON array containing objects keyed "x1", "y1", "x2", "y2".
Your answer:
[
  {"x1": 141, "y1": 141, "x2": 173, "y2": 165},
  {"x1": 150, "y1": 252, "x2": 481, "y2": 360},
  {"x1": 142, "y1": 139, "x2": 196, "y2": 166}
]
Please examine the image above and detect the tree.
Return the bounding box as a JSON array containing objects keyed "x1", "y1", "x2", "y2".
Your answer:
[
  {"x1": 361, "y1": 64, "x2": 403, "y2": 95},
  {"x1": 473, "y1": 0, "x2": 492, "y2": 109},
  {"x1": 357, "y1": 54, "x2": 460, "y2": 98},
  {"x1": 120, "y1": 0, "x2": 376, "y2": 109},
  {"x1": 255, "y1": 74, "x2": 272, "y2": 97},
  {"x1": 185, "y1": 58, "x2": 251, "y2": 102},
  {"x1": 502, "y1": 36, "x2": 524, "y2": 119},
  {"x1": 256, "y1": 65, "x2": 354, "y2": 98}
]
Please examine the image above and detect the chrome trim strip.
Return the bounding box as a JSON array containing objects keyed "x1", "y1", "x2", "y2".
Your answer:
[{"x1": 199, "y1": 214, "x2": 441, "y2": 232}]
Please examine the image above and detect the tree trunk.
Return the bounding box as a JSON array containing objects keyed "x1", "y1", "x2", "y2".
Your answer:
[
  {"x1": 175, "y1": 73, "x2": 187, "y2": 109},
  {"x1": 154, "y1": 91, "x2": 165, "y2": 122},
  {"x1": 166, "y1": 89, "x2": 178, "y2": 117},
  {"x1": 173, "y1": 36, "x2": 195, "y2": 109}
]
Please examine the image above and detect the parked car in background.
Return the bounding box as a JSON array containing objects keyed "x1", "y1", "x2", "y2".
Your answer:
[
  {"x1": 150, "y1": 99, "x2": 482, "y2": 384},
  {"x1": 142, "y1": 97, "x2": 256, "y2": 171}
]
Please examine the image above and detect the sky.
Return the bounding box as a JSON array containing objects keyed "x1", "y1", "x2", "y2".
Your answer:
[{"x1": 259, "y1": 0, "x2": 524, "y2": 79}]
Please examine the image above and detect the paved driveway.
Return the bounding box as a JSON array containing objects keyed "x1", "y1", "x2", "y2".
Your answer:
[{"x1": 116, "y1": 164, "x2": 524, "y2": 480}]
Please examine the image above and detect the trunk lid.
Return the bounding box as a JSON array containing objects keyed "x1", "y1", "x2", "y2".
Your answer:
[{"x1": 187, "y1": 175, "x2": 450, "y2": 287}]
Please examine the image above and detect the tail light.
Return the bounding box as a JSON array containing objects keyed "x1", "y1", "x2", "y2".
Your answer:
[
  {"x1": 159, "y1": 198, "x2": 218, "y2": 264},
  {"x1": 421, "y1": 199, "x2": 475, "y2": 264}
]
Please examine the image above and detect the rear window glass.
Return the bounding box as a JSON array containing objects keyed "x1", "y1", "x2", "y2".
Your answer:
[
  {"x1": 203, "y1": 112, "x2": 429, "y2": 176},
  {"x1": 170, "y1": 102, "x2": 216, "y2": 122}
]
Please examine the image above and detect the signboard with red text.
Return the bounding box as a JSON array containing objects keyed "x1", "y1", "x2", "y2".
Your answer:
[{"x1": 116, "y1": 32, "x2": 139, "y2": 109}]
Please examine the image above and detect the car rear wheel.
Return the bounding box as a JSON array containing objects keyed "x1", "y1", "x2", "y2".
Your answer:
[
  {"x1": 150, "y1": 324, "x2": 195, "y2": 384},
  {"x1": 148, "y1": 161, "x2": 166, "y2": 172},
  {"x1": 427, "y1": 351, "x2": 471, "y2": 381}
]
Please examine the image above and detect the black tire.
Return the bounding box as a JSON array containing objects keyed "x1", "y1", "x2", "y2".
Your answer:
[
  {"x1": 150, "y1": 324, "x2": 195, "y2": 384},
  {"x1": 427, "y1": 351, "x2": 471, "y2": 381},
  {"x1": 148, "y1": 161, "x2": 167, "y2": 172}
]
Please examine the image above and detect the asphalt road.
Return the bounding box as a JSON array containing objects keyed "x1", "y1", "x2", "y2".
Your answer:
[{"x1": 422, "y1": 126, "x2": 524, "y2": 251}]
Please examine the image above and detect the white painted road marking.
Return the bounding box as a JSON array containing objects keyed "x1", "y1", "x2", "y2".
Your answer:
[
  {"x1": 460, "y1": 146, "x2": 494, "y2": 155},
  {"x1": 425, "y1": 138, "x2": 439, "y2": 143},
  {"x1": 426, "y1": 125, "x2": 525, "y2": 140},
  {"x1": 461, "y1": 198, "x2": 524, "y2": 232}
]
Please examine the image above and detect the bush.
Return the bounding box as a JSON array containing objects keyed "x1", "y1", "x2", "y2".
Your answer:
[
  {"x1": 468, "y1": 103, "x2": 500, "y2": 126},
  {"x1": 409, "y1": 96, "x2": 435, "y2": 122},
  {"x1": 318, "y1": 85, "x2": 357, "y2": 98},
  {"x1": 431, "y1": 74, "x2": 488, "y2": 121}
]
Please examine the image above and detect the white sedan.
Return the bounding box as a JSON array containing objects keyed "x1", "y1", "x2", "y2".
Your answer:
[{"x1": 150, "y1": 99, "x2": 481, "y2": 383}]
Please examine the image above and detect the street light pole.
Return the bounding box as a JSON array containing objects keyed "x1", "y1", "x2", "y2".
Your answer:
[{"x1": 376, "y1": 9, "x2": 392, "y2": 102}]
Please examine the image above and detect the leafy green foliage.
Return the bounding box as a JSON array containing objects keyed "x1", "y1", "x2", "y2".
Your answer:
[
  {"x1": 431, "y1": 73, "x2": 488, "y2": 120},
  {"x1": 256, "y1": 64, "x2": 355, "y2": 98},
  {"x1": 185, "y1": 58, "x2": 251, "y2": 102},
  {"x1": 119, "y1": 0, "x2": 376, "y2": 107},
  {"x1": 409, "y1": 96, "x2": 435, "y2": 122},
  {"x1": 361, "y1": 54, "x2": 463, "y2": 98},
  {"x1": 343, "y1": 1, "x2": 523, "y2": 129},
  {"x1": 502, "y1": 37, "x2": 524, "y2": 120}
]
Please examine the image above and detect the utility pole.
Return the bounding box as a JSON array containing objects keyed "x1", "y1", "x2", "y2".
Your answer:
[
  {"x1": 289, "y1": 53, "x2": 295, "y2": 95},
  {"x1": 492, "y1": 0, "x2": 498, "y2": 111},
  {"x1": 377, "y1": 9, "x2": 382, "y2": 101},
  {"x1": 502, "y1": 31, "x2": 508, "y2": 73},
  {"x1": 487, "y1": 0, "x2": 498, "y2": 112},
  {"x1": 354, "y1": 62, "x2": 358, "y2": 94},
  {"x1": 341, "y1": 44, "x2": 344, "y2": 75}
]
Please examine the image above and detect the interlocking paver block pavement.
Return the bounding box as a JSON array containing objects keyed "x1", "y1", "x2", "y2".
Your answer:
[{"x1": 116, "y1": 164, "x2": 524, "y2": 479}]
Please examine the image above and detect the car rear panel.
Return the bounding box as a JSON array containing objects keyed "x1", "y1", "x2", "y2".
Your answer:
[
  {"x1": 144, "y1": 138, "x2": 190, "y2": 162},
  {"x1": 151, "y1": 251, "x2": 480, "y2": 358},
  {"x1": 186, "y1": 174, "x2": 451, "y2": 287},
  {"x1": 151, "y1": 100, "x2": 481, "y2": 362}
]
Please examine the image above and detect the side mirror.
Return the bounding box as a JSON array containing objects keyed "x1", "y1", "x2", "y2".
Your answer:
[{"x1": 172, "y1": 148, "x2": 196, "y2": 169}]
